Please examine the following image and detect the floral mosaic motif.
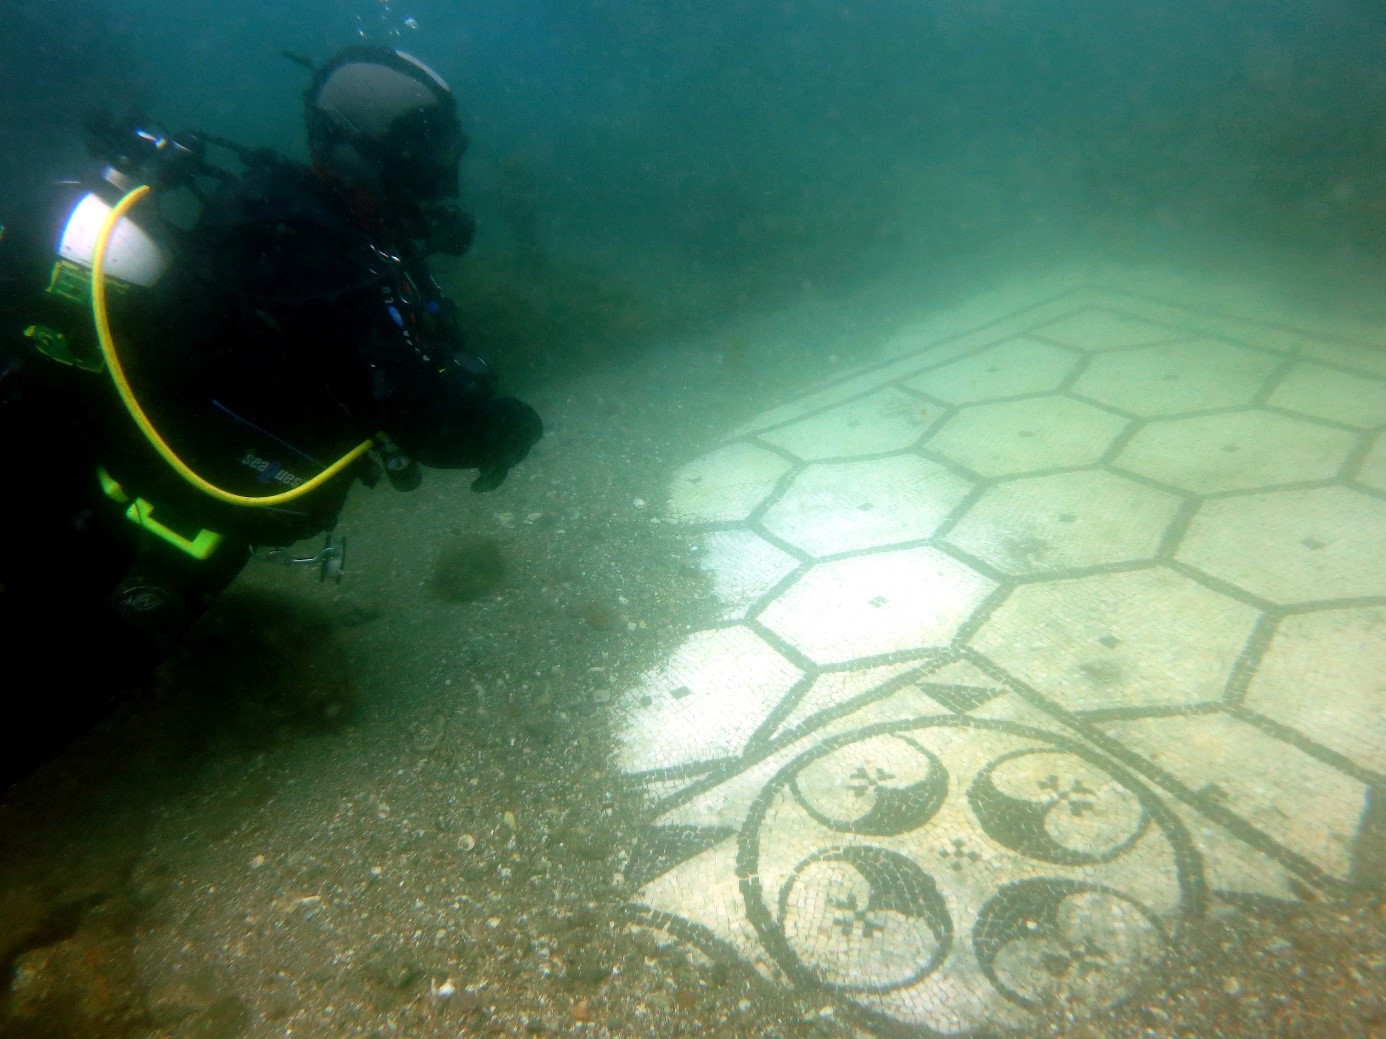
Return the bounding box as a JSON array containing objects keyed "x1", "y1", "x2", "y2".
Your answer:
[
  {"x1": 777, "y1": 845, "x2": 953, "y2": 992},
  {"x1": 969, "y1": 750, "x2": 1150, "y2": 865},
  {"x1": 975, "y1": 879, "x2": 1168, "y2": 1011},
  {"x1": 790, "y1": 734, "x2": 948, "y2": 837}
]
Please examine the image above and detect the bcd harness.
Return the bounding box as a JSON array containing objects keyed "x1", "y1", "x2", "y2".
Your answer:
[{"x1": 47, "y1": 181, "x2": 377, "y2": 563}]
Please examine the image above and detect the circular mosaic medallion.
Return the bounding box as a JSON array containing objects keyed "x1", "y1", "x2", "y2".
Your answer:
[{"x1": 739, "y1": 717, "x2": 1203, "y2": 1034}]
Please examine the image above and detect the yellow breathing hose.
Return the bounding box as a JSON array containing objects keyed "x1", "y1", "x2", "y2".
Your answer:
[{"x1": 91, "y1": 184, "x2": 374, "y2": 507}]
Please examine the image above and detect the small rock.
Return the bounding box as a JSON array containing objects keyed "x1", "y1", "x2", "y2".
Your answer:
[
  {"x1": 8, "y1": 933, "x2": 145, "y2": 1030},
  {"x1": 564, "y1": 949, "x2": 614, "y2": 987},
  {"x1": 185, "y1": 996, "x2": 252, "y2": 1039},
  {"x1": 431, "y1": 538, "x2": 506, "y2": 601},
  {"x1": 332, "y1": 594, "x2": 382, "y2": 627},
  {"x1": 362, "y1": 946, "x2": 422, "y2": 992},
  {"x1": 264, "y1": 987, "x2": 298, "y2": 1020},
  {"x1": 577, "y1": 600, "x2": 619, "y2": 630}
]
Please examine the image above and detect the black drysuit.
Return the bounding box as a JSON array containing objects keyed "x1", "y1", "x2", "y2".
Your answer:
[{"x1": 0, "y1": 159, "x2": 541, "y2": 777}]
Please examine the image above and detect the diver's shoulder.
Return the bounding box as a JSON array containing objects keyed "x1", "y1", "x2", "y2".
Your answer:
[
  {"x1": 215, "y1": 158, "x2": 332, "y2": 214},
  {"x1": 197, "y1": 159, "x2": 358, "y2": 250}
]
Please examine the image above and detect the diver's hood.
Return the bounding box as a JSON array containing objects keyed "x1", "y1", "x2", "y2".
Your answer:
[{"x1": 305, "y1": 47, "x2": 466, "y2": 203}]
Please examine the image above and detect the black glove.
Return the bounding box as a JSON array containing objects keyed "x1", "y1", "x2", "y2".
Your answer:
[
  {"x1": 420, "y1": 203, "x2": 477, "y2": 257},
  {"x1": 471, "y1": 397, "x2": 542, "y2": 492}
]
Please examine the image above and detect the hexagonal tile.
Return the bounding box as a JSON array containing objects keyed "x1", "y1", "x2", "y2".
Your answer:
[
  {"x1": 1101, "y1": 714, "x2": 1368, "y2": 878},
  {"x1": 733, "y1": 367, "x2": 905, "y2": 438},
  {"x1": 1268, "y1": 361, "x2": 1386, "y2": 429},
  {"x1": 1033, "y1": 309, "x2": 1188, "y2": 351},
  {"x1": 758, "y1": 387, "x2": 933, "y2": 461},
  {"x1": 768, "y1": 661, "x2": 925, "y2": 740},
  {"x1": 1177, "y1": 486, "x2": 1386, "y2": 603},
  {"x1": 945, "y1": 470, "x2": 1181, "y2": 576},
  {"x1": 903, "y1": 337, "x2": 1078, "y2": 404},
  {"x1": 758, "y1": 547, "x2": 995, "y2": 666},
  {"x1": 971, "y1": 568, "x2": 1260, "y2": 712},
  {"x1": 1244, "y1": 606, "x2": 1386, "y2": 775},
  {"x1": 926, "y1": 396, "x2": 1130, "y2": 479},
  {"x1": 1297, "y1": 337, "x2": 1386, "y2": 378},
  {"x1": 759, "y1": 456, "x2": 973, "y2": 558},
  {"x1": 1358, "y1": 433, "x2": 1386, "y2": 494},
  {"x1": 1072, "y1": 339, "x2": 1281, "y2": 416},
  {"x1": 617, "y1": 626, "x2": 803, "y2": 774},
  {"x1": 1115, "y1": 410, "x2": 1357, "y2": 494},
  {"x1": 667, "y1": 442, "x2": 792, "y2": 524},
  {"x1": 697, "y1": 530, "x2": 801, "y2": 621}
]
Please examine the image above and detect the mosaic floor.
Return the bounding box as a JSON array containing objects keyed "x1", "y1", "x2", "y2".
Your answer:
[{"x1": 614, "y1": 285, "x2": 1386, "y2": 1035}]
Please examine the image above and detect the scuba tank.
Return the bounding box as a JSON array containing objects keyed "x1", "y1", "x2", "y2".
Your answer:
[
  {"x1": 57, "y1": 190, "x2": 168, "y2": 291},
  {"x1": 55, "y1": 112, "x2": 208, "y2": 292},
  {"x1": 27, "y1": 115, "x2": 195, "y2": 372},
  {"x1": 25, "y1": 113, "x2": 377, "y2": 567}
]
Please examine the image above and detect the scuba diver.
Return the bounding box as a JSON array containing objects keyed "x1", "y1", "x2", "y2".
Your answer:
[{"x1": 0, "y1": 46, "x2": 543, "y2": 781}]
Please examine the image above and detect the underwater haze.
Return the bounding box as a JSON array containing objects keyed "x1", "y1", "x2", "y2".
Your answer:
[
  {"x1": 10, "y1": 0, "x2": 1386, "y2": 313},
  {"x1": 4, "y1": 1, "x2": 1386, "y2": 1037}
]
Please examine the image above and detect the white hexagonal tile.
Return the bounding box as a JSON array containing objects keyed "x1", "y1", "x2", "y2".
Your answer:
[
  {"x1": 759, "y1": 456, "x2": 973, "y2": 558},
  {"x1": 1101, "y1": 714, "x2": 1369, "y2": 878},
  {"x1": 1178, "y1": 486, "x2": 1386, "y2": 603},
  {"x1": 667, "y1": 442, "x2": 791, "y2": 524},
  {"x1": 1116, "y1": 410, "x2": 1356, "y2": 494},
  {"x1": 926, "y1": 396, "x2": 1130, "y2": 478},
  {"x1": 1358, "y1": 433, "x2": 1386, "y2": 494},
  {"x1": 758, "y1": 387, "x2": 933, "y2": 461},
  {"x1": 1268, "y1": 361, "x2": 1386, "y2": 429},
  {"x1": 971, "y1": 568, "x2": 1260, "y2": 712},
  {"x1": 1297, "y1": 337, "x2": 1386, "y2": 379},
  {"x1": 697, "y1": 530, "x2": 801, "y2": 621},
  {"x1": 1072, "y1": 339, "x2": 1281, "y2": 416},
  {"x1": 903, "y1": 337, "x2": 1078, "y2": 404},
  {"x1": 1244, "y1": 606, "x2": 1386, "y2": 775},
  {"x1": 617, "y1": 626, "x2": 803, "y2": 774},
  {"x1": 769, "y1": 661, "x2": 925, "y2": 739},
  {"x1": 1033, "y1": 309, "x2": 1188, "y2": 351},
  {"x1": 946, "y1": 470, "x2": 1181, "y2": 575},
  {"x1": 758, "y1": 547, "x2": 995, "y2": 666},
  {"x1": 733, "y1": 366, "x2": 907, "y2": 438}
]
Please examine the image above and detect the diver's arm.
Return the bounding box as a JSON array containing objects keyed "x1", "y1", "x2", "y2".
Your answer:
[
  {"x1": 352, "y1": 261, "x2": 541, "y2": 490},
  {"x1": 378, "y1": 349, "x2": 542, "y2": 491}
]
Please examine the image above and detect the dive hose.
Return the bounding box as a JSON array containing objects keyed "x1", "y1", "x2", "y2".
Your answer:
[{"x1": 92, "y1": 184, "x2": 374, "y2": 507}]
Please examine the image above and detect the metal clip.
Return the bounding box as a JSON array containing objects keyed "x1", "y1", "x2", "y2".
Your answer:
[{"x1": 262, "y1": 533, "x2": 348, "y2": 584}]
